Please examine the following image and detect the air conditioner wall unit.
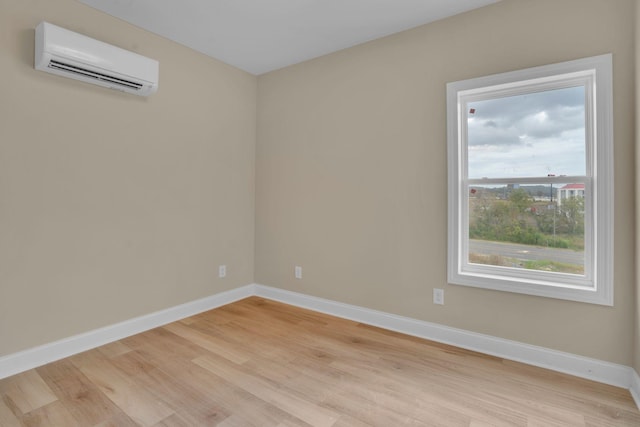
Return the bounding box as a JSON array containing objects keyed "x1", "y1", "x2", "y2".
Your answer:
[{"x1": 35, "y1": 22, "x2": 159, "y2": 96}]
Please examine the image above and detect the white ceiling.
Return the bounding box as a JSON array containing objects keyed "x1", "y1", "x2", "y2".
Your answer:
[{"x1": 79, "y1": 0, "x2": 499, "y2": 75}]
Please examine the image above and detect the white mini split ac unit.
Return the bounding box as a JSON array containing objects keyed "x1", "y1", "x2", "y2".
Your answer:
[{"x1": 35, "y1": 22, "x2": 159, "y2": 96}]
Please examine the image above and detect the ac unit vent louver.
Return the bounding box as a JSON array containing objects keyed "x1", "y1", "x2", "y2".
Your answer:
[
  {"x1": 35, "y1": 22, "x2": 159, "y2": 96},
  {"x1": 48, "y1": 60, "x2": 145, "y2": 91}
]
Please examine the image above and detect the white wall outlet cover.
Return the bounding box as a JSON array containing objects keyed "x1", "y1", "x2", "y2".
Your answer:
[{"x1": 433, "y1": 288, "x2": 444, "y2": 305}]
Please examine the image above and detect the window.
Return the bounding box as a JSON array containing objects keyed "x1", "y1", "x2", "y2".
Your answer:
[{"x1": 447, "y1": 54, "x2": 613, "y2": 305}]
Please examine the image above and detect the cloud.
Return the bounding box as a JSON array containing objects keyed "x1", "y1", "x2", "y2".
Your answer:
[{"x1": 465, "y1": 85, "x2": 586, "y2": 179}]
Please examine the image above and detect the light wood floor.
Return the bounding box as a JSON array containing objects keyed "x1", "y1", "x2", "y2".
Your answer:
[{"x1": 1, "y1": 297, "x2": 638, "y2": 426}]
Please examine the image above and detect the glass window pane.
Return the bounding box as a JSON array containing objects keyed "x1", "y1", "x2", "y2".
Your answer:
[
  {"x1": 468, "y1": 183, "x2": 585, "y2": 276},
  {"x1": 467, "y1": 86, "x2": 586, "y2": 179}
]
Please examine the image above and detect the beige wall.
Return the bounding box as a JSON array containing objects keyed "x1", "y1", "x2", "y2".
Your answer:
[
  {"x1": 0, "y1": 0, "x2": 256, "y2": 356},
  {"x1": 256, "y1": 0, "x2": 636, "y2": 365}
]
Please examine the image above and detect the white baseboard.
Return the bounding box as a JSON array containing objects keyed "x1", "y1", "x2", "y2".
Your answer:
[
  {"x1": 253, "y1": 284, "x2": 635, "y2": 391},
  {"x1": 630, "y1": 369, "x2": 640, "y2": 409},
  {"x1": 1, "y1": 282, "x2": 637, "y2": 410},
  {"x1": 0, "y1": 285, "x2": 254, "y2": 380}
]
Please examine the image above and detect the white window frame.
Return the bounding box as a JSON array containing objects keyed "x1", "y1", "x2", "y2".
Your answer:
[{"x1": 446, "y1": 54, "x2": 613, "y2": 306}]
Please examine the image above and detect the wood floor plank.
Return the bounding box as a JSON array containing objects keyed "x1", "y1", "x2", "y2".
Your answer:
[
  {"x1": 1, "y1": 296, "x2": 639, "y2": 427},
  {"x1": 0, "y1": 397, "x2": 21, "y2": 427},
  {"x1": 97, "y1": 340, "x2": 132, "y2": 359},
  {"x1": 151, "y1": 413, "x2": 191, "y2": 427},
  {"x1": 193, "y1": 354, "x2": 340, "y2": 427},
  {"x1": 36, "y1": 358, "x2": 125, "y2": 426},
  {"x1": 92, "y1": 411, "x2": 140, "y2": 427},
  {"x1": 71, "y1": 350, "x2": 174, "y2": 426},
  {"x1": 119, "y1": 327, "x2": 205, "y2": 361},
  {"x1": 191, "y1": 317, "x2": 301, "y2": 364},
  {"x1": 1, "y1": 370, "x2": 58, "y2": 414},
  {"x1": 240, "y1": 351, "x2": 473, "y2": 426},
  {"x1": 216, "y1": 413, "x2": 309, "y2": 427},
  {"x1": 331, "y1": 414, "x2": 376, "y2": 427},
  {"x1": 20, "y1": 400, "x2": 81, "y2": 427},
  {"x1": 110, "y1": 350, "x2": 230, "y2": 426},
  {"x1": 157, "y1": 357, "x2": 305, "y2": 427},
  {"x1": 163, "y1": 321, "x2": 251, "y2": 364}
]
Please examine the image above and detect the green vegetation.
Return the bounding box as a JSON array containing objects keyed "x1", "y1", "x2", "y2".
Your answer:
[{"x1": 469, "y1": 186, "x2": 584, "y2": 251}]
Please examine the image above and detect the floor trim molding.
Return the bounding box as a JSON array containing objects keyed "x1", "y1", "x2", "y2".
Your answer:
[
  {"x1": 0, "y1": 285, "x2": 254, "y2": 380},
  {"x1": 630, "y1": 369, "x2": 640, "y2": 409},
  {"x1": 1, "y1": 282, "x2": 637, "y2": 410},
  {"x1": 253, "y1": 284, "x2": 634, "y2": 392}
]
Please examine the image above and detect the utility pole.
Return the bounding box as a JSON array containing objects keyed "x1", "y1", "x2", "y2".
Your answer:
[{"x1": 547, "y1": 174, "x2": 556, "y2": 245}]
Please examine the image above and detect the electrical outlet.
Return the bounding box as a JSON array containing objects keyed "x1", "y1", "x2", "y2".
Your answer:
[
  {"x1": 433, "y1": 288, "x2": 444, "y2": 305},
  {"x1": 295, "y1": 266, "x2": 302, "y2": 279},
  {"x1": 218, "y1": 265, "x2": 226, "y2": 278}
]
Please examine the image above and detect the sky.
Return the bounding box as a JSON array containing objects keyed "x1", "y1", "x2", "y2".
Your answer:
[{"x1": 466, "y1": 85, "x2": 586, "y2": 180}]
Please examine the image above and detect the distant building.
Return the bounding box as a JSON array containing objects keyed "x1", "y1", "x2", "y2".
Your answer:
[{"x1": 557, "y1": 183, "x2": 584, "y2": 206}]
